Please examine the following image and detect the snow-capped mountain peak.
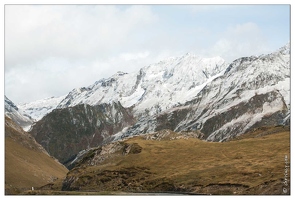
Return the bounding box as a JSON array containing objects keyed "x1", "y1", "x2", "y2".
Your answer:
[{"x1": 56, "y1": 54, "x2": 228, "y2": 117}]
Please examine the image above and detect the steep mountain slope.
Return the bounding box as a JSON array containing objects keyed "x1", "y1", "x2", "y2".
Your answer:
[
  {"x1": 59, "y1": 127, "x2": 290, "y2": 195},
  {"x1": 57, "y1": 55, "x2": 227, "y2": 117},
  {"x1": 18, "y1": 95, "x2": 66, "y2": 121},
  {"x1": 116, "y1": 43, "x2": 290, "y2": 141},
  {"x1": 29, "y1": 102, "x2": 135, "y2": 166},
  {"x1": 5, "y1": 96, "x2": 34, "y2": 131},
  {"x1": 5, "y1": 116, "x2": 68, "y2": 194}
]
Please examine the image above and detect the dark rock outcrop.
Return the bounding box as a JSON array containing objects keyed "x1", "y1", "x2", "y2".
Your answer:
[{"x1": 29, "y1": 102, "x2": 135, "y2": 166}]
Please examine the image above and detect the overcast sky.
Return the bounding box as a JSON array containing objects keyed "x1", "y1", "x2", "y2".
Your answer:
[{"x1": 4, "y1": 4, "x2": 290, "y2": 104}]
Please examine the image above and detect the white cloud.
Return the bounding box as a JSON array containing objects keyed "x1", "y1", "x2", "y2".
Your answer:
[{"x1": 210, "y1": 22, "x2": 270, "y2": 61}]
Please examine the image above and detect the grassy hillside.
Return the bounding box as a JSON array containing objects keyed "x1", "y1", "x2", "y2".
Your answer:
[
  {"x1": 54, "y1": 126, "x2": 290, "y2": 195},
  {"x1": 5, "y1": 117, "x2": 68, "y2": 194}
]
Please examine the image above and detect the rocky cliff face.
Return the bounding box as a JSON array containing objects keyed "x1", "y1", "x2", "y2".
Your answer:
[{"x1": 29, "y1": 102, "x2": 135, "y2": 166}]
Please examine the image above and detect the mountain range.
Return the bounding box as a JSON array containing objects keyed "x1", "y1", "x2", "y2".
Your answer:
[
  {"x1": 5, "y1": 43, "x2": 289, "y2": 167},
  {"x1": 18, "y1": 54, "x2": 227, "y2": 120}
]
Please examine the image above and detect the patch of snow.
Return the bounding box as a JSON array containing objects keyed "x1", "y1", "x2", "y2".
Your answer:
[
  {"x1": 23, "y1": 125, "x2": 32, "y2": 132},
  {"x1": 121, "y1": 87, "x2": 146, "y2": 108},
  {"x1": 112, "y1": 126, "x2": 130, "y2": 141}
]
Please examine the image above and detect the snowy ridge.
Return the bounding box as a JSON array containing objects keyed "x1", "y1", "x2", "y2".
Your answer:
[
  {"x1": 57, "y1": 54, "x2": 227, "y2": 117},
  {"x1": 18, "y1": 95, "x2": 66, "y2": 121}
]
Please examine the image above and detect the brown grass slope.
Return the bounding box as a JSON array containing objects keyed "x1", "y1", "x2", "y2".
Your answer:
[
  {"x1": 5, "y1": 116, "x2": 68, "y2": 194},
  {"x1": 56, "y1": 127, "x2": 290, "y2": 195}
]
